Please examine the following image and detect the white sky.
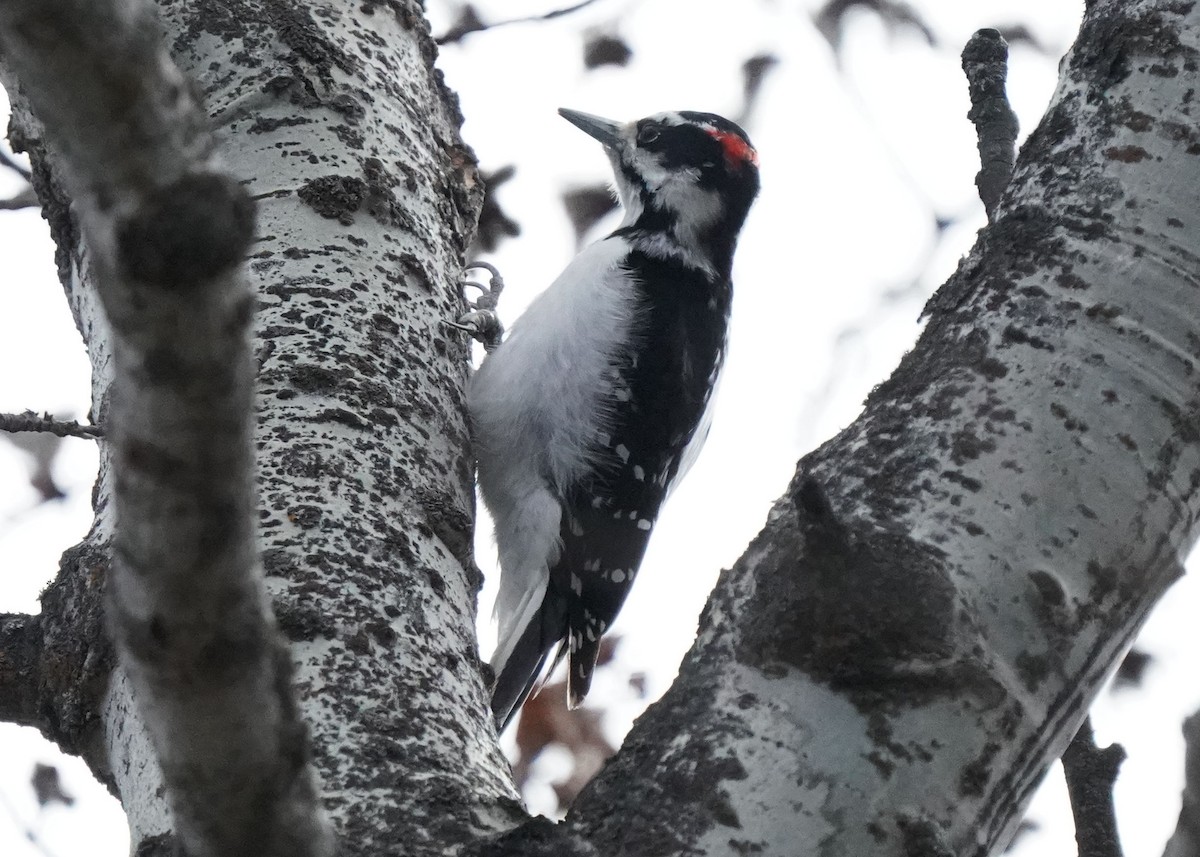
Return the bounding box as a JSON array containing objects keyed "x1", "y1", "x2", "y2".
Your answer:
[{"x1": 3, "y1": 1, "x2": 1198, "y2": 855}]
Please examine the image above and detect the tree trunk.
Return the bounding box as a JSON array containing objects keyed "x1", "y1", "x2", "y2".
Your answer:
[
  {"x1": 0, "y1": 0, "x2": 515, "y2": 855},
  {"x1": 2, "y1": 0, "x2": 1199, "y2": 856}
]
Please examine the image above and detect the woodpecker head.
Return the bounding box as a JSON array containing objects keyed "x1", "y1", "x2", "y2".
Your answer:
[{"x1": 559, "y1": 108, "x2": 759, "y2": 274}]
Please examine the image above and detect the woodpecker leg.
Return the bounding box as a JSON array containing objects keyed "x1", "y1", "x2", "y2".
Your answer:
[{"x1": 446, "y1": 261, "x2": 506, "y2": 352}]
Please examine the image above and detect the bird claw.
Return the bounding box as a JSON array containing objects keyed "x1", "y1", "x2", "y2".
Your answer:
[{"x1": 449, "y1": 261, "x2": 506, "y2": 352}]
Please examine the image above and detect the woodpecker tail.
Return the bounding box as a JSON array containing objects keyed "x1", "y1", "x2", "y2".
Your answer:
[{"x1": 490, "y1": 594, "x2": 567, "y2": 732}]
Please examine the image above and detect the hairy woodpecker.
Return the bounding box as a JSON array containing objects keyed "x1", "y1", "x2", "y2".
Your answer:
[{"x1": 469, "y1": 109, "x2": 760, "y2": 731}]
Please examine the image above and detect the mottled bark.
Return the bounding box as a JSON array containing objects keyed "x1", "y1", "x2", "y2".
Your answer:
[
  {"x1": 0, "y1": 0, "x2": 330, "y2": 854},
  {"x1": 0, "y1": 0, "x2": 514, "y2": 854}
]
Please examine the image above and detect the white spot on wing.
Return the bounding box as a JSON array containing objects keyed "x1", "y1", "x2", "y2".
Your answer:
[{"x1": 637, "y1": 519, "x2": 652, "y2": 531}]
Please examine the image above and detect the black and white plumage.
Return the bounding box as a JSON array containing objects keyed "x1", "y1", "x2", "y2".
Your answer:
[{"x1": 469, "y1": 109, "x2": 760, "y2": 731}]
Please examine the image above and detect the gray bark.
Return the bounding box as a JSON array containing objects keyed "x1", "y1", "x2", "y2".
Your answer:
[
  {"x1": 0, "y1": 0, "x2": 330, "y2": 854},
  {"x1": 0, "y1": 0, "x2": 515, "y2": 855},
  {"x1": 2, "y1": 0, "x2": 1199, "y2": 856}
]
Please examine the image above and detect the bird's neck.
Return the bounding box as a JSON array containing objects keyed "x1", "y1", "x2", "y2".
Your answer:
[{"x1": 617, "y1": 205, "x2": 740, "y2": 281}]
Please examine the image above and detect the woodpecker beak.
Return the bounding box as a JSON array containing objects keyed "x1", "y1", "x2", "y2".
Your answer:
[{"x1": 558, "y1": 108, "x2": 623, "y2": 150}]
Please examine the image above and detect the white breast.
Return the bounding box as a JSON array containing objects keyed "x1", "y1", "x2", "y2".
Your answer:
[
  {"x1": 468, "y1": 236, "x2": 642, "y2": 662},
  {"x1": 469, "y1": 236, "x2": 640, "y2": 500}
]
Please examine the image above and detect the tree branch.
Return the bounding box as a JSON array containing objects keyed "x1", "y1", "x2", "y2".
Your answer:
[
  {"x1": 0, "y1": 145, "x2": 31, "y2": 180},
  {"x1": 961, "y1": 28, "x2": 1019, "y2": 220},
  {"x1": 1062, "y1": 717, "x2": 1126, "y2": 857},
  {"x1": 0, "y1": 184, "x2": 37, "y2": 209},
  {"x1": 0, "y1": 411, "x2": 103, "y2": 439},
  {"x1": 0, "y1": 1, "x2": 332, "y2": 856},
  {"x1": 436, "y1": 0, "x2": 607, "y2": 45},
  {"x1": 0, "y1": 613, "x2": 43, "y2": 728},
  {"x1": 1165, "y1": 712, "x2": 1200, "y2": 857}
]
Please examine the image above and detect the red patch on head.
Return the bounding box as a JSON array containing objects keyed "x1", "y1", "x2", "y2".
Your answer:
[{"x1": 706, "y1": 128, "x2": 758, "y2": 169}]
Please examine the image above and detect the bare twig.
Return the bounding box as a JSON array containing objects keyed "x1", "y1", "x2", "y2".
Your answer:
[
  {"x1": 813, "y1": 0, "x2": 937, "y2": 56},
  {"x1": 0, "y1": 411, "x2": 104, "y2": 439},
  {"x1": 0, "y1": 782, "x2": 61, "y2": 857},
  {"x1": 1164, "y1": 712, "x2": 1200, "y2": 857},
  {"x1": 961, "y1": 28, "x2": 1019, "y2": 220},
  {"x1": 436, "y1": 0, "x2": 606, "y2": 45},
  {"x1": 0, "y1": 184, "x2": 37, "y2": 209},
  {"x1": 0, "y1": 146, "x2": 32, "y2": 180},
  {"x1": 1061, "y1": 717, "x2": 1126, "y2": 857}
]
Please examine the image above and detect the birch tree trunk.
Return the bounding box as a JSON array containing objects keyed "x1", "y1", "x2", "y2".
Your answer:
[
  {"x1": 0, "y1": 0, "x2": 515, "y2": 854},
  {"x1": 1, "y1": 0, "x2": 1199, "y2": 856}
]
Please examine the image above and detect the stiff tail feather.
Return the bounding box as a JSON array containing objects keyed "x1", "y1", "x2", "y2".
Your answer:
[{"x1": 490, "y1": 594, "x2": 567, "y2": 731}]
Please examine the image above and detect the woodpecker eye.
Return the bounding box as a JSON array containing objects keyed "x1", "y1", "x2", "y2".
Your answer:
[{"x1": 637, "y1": 125, "x2": 661, "y2": 145}]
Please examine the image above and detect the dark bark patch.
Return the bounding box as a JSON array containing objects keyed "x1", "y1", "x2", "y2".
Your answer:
[
  {"x1": 734, "y1": 478, "x2": 957, "y2": 702},
  {"x1": 1104, "y1": 144, "x2": 1151, "y2": 162},
  {"x1": 298, "y1": 168, "x2": 415, "y2": 230},
  {"x1": 133, "y1": 833, "x2": 177, "y2": 857},
  {"x1": 1002, "y1": 324, "x2": 1056, "y2": 351},
  {"x1": 950, "y1": 427, "x2": 997, "y2": 465},
  {"x1": 1015, "y1": 650, "x2": 1052, "y2": 692},
  {"x1": 274, "y1": 595, "x2": 338, "y2": 642},
  {"x1": 897, "y1": 814, "x2": 954, "y2": 857},
  {"x1": 1085, "y1": 302, "x2": 1122, "y2": 320},
  {"x1": 465, "y1": 816, "x2": 597, "y2": 857},
  {"x1": 1070, "y1": 3, "x2": 1198, "y2": 90},
  {"x1": 959, "y1": 741, "x2": 1001, "y2": 798},
  {"x1": 298, "y1": 174, "x2": 369, "y2": 224},
  {"x1": 176, "y1": 0, "x2": 358, "y2": 85}
]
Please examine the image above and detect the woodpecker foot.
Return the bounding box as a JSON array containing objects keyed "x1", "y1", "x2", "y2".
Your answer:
[{"x1": 447, "y1": 261, "x2": 505, "y2": 352}]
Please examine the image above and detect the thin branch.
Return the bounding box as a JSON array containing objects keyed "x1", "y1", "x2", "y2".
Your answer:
[
  {"x1": 1062, "y1": 717, "x2": 1126, "y2": 857},
  {"x1": 0, "y1": 146, "x2": 32, "y2": 180},
  {"x1": 0, "y1": 184, "x2": 37, "y2": 209},
  {"x1": 0, "y1": 613, "x2": 44, "y2": 729},
  {"x1": 961, "y1": 28, "x2": 1019, "y2": 220},
  {"x1": 0, "y1": 411, "x2": 104, "y2": 440},
  {"x1": 1164, "y1": 712, "x2": 1200, "y2": 857},
  {"x1": 0, "y1": 783, "x2": 61, "y2": 857},
  {"x1": 436, "y1": 0, "x2": 606, "y2": 45}
]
